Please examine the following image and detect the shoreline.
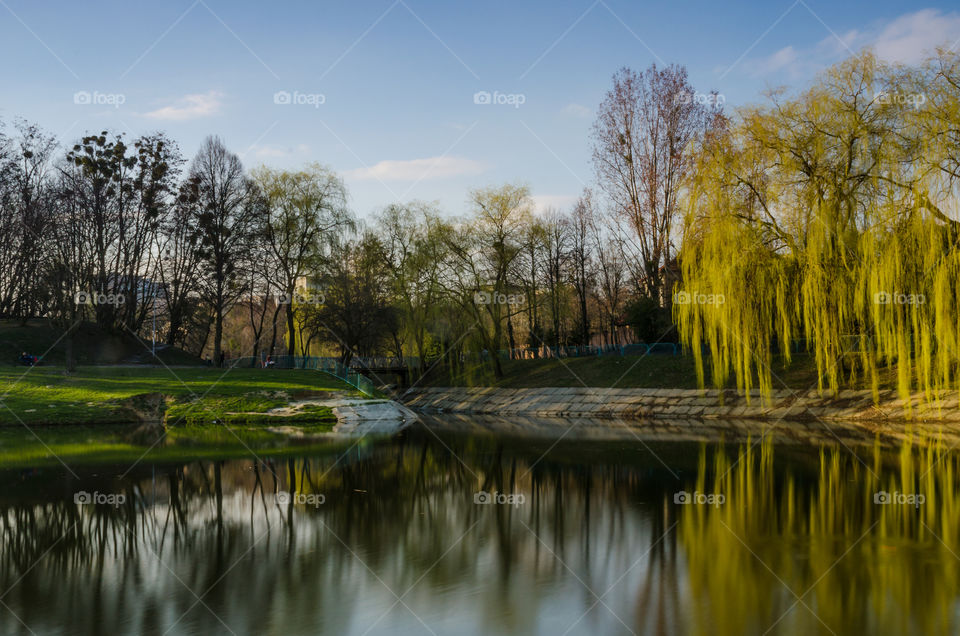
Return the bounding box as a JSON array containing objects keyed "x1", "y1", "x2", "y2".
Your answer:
[{"x1": 402, "y1": 386, "x2": 960, "y2": 423}]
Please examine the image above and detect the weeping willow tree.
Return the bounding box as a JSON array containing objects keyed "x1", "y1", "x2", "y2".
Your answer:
[{"x1": 676, "y1": 49, "x2": 960, "y2": 405}]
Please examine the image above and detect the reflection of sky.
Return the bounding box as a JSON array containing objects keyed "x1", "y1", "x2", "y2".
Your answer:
[
  {"x1": 0, "y1": 432, "x2": 957, "y2": 635},
  {"x1": 0, "y1": 444, "x2": 678, "y2": 635}
]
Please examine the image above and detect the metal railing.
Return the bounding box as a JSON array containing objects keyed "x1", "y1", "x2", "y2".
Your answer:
[
  {"x1": 469, "y1": 343, "x2": 682, "y2": 360},
  {"x1": 228, "y1": 355, "x2": 378, "y2": 397}
]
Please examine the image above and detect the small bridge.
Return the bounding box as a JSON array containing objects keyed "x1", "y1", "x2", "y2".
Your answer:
[{"x1": 344, "y1": 356, "x2": 415, "y2": 386}]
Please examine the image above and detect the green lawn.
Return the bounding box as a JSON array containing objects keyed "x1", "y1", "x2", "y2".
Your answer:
[{"x1": 0, "y1": 367, "x2": 356, "y2": 426}]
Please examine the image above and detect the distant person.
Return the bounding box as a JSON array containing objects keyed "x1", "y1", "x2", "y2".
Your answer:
[
  {"x1": 18, "y1": 352, "x2": 37, "y2": 366},
  {"x1": 218, "y1": 352, "x2": 225, "y2": 368},
  {"x1": 265, "y1": 355, "x2": 275, "y2": 368}
]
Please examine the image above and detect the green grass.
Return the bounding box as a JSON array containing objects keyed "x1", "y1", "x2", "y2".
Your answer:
[
  {"x1": 165, "y1": 397, "x2": 336, "y2": 426},
  {"x1": 0, "y1": 367, "x2": 356, "y2": 426}
]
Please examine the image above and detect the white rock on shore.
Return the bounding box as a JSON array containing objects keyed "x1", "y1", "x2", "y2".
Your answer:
[{"x1": 331, "y1": 399, "x2": 419, "y2": 436}]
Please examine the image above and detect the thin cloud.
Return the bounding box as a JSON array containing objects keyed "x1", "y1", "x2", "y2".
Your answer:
[
  {"x1": 748, "y1": 45, "x2": 800, "y2": 77},
  {"x1": 345, "y1": 156, "x2": 486, "y2": 181},
  {"x1": 253, "y1": 143, "x2": 310, "y2": 159},
  {"x1": 742, "y1": 9, "x2": 960, "y2": 80},
  {"x1": 144, "y1": 90, "x2": 223, "y2": 121},
  {"x1": 531, "y1": 194, "x2": 578, "y2": 214},
  {"x1": 561, "y1": 103, "x2": 592, "y2": 118},
  {"x1": 873, "y1": 9, "x2": 960, "y2": 65}
]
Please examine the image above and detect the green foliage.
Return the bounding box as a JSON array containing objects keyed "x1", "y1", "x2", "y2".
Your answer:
[{"x1": 676, "y1": 50, "x2": 960, "y2": 405}]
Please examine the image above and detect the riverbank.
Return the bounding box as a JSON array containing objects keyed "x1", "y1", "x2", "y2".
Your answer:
[
  {"x1": 0, "y1": 366, "x2": 419, "y2": 434},
  {"x1": 0, "y1": 367, "x2": 356, "y2": 426},
  {"x1": 0, "y1": 366, "x2": 417, "y2": 468},
  {"x1": 403, "y1": 386, "x2": 960, "y2": 423}
]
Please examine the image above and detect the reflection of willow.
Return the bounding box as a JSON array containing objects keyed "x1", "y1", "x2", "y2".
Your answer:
[
  {"x1": 679, "y1": 437, "x2": 960, "y2": 636},
  {"x1": 0, "y1": 435, "x2": 677, "y2": 634}
]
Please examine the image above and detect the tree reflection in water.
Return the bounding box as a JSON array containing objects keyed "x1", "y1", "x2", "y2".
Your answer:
[{"x1": 0, "y1": 428, "x2": 957, "y2": 635}]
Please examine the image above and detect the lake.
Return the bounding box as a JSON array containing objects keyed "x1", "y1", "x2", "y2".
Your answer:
[{"x1": 0, "y1": 416, "x2": 955, "y2": 635}]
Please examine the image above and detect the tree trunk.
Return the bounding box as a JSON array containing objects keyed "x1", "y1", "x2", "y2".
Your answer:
[
  {"x1": 166, "y1": 313, "x2": 181, "y2": 347},
  {"x1": 213, "y1": 308, "x2": 223, "y2": 367},
  {"x1": 268, "y1": 303, "x2": 283, "y2": 357},
  {"x1": 492, "y1": 321, "x2": 504, "y2": 378},
  {"x1": 579, "y1": 292, "x2": 589, "y2": 346},
  {"x1": 286, "y1": 304, "x2": 296, "y2": 356}
]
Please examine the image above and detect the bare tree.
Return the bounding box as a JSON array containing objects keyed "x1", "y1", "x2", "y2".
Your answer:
[
  {"x1": 183, "y1": 137, "x2": 262, "y2": 366},
  {"x1": 591, "y1": 209, "x2": 628, "y2": 346},
  {"x1": 156, "y1": 190, "x2": 202, "y2": 347},
  {"x1": 516, "y1": 218, "x2": 546, "y2": 353},
  {"x1": 592, "y1": 64, "x2": 710, "y2": 299},
  {"x1": 541, "y1": 210, "x2": 568, "y2": 347},
  {"x1": 0, "y1": 121, "x2": 58, "y2": 320},
  {"x1": 568, "y1": 193, "x2": 595, "y2": 345}
]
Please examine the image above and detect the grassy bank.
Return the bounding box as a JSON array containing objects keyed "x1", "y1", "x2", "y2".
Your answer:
[
  {"x1": 0, "y1": 367, "x2": 357, "y2": 426},
  {"x1": 0, "y1": 319, "x2": 203, "y2": 366},
  {"x1": 419, "y1": 353, "x2": 911, "y2": 393}
]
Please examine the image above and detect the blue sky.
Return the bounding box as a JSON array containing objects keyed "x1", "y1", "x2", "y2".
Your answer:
[{"x1": 1, "y1": 0, "x2": 959, "y2": 218}]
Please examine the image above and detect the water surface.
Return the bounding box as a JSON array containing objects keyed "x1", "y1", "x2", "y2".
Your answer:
[{"x1": 0, "y1": 417, "x2": 956, "y2": 635}]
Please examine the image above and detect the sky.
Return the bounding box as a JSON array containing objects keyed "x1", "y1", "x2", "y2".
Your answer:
[{"x1": 1, "y1": 0, "x2": 959, "y2": 218}]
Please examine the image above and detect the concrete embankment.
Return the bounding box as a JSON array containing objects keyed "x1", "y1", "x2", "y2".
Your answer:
[
  {"x1": 414, "y1": 413, "x2": 960, "y2": 447},
  {"x1": 403, "y1": 386, "x2": 960, "y2": 423}
]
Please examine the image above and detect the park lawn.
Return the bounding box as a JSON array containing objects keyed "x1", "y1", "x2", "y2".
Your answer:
[{"x1": 0, "y1": 366, "x2": 356, "y2": 426}]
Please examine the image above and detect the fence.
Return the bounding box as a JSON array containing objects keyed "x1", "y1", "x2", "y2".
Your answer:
[
  {"x1": 229, "y1": 355, "x2": 378, "y2": 397},
  {"x1": 226, "y1": 338, "x2": 863, "y2": 381},
  {"x1": 466, "y1": 342, "x2": 682, "y2": 361}
]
